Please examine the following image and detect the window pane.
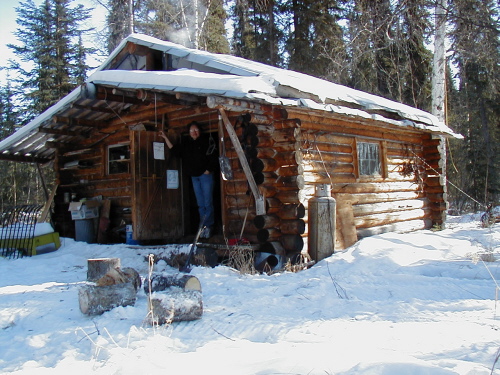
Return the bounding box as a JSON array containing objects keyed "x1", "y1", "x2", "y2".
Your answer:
[{"x1": 358, "y1": 142, "x2": 380, "y2": 176}]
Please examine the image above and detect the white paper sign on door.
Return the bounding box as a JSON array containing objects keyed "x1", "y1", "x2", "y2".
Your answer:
[
  {"x1": 153, "y1": 142, "x2": 165, "y2": 160},
  {"x1": 166, "y1": 170, "x2": 179, "y2": 189}
]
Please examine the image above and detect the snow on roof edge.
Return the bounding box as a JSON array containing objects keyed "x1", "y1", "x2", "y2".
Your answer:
[{"x1": 0, "y1": 87, "x2": 84, "y2": 154}]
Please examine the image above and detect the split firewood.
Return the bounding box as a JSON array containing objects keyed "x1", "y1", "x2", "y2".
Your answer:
[
  {"x1": 95, "y1": 267, "x2": 142, "y2": 291},
  {"x1": 144, "y1": 273, "x2": 201, "y2": 294},
  {"x1": 87, "y1": 258, "x2": 121, "y2": 281},
  {"x1": 148, "y1": 290, "x2": 203, "y2": 324}
]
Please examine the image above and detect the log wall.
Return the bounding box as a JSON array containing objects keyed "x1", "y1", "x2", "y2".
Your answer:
[
  {"x1": 54, "y1": 126, "x2": 132, "y2": 240},
  {"x1": 287, "y1": 109, "x2": 435, "y2": 251}
]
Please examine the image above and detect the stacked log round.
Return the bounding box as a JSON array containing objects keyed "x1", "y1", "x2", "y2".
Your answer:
[{"x1": 221, "y1": 114, "x2": 305, "y2": 254}]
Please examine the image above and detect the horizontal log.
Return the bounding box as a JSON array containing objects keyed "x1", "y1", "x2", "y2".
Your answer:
[
  {"x1": 422, "y1": 138, "x2": 442, "y2": 147},
  {"x1": 279, "y1": 219, "x2": 306, "y2": 234},
  {"x1": 278, "y1": 203, "x2": 306, "y2": 219},
  {"x1": 226, "y1": 220, "x2": 259, "y2": 235},
  {"x1": 265, "y1": 197, "x2": 282, "y2": 213},
  {"x1": 424, "y1": 152, "x2": 441, "y2": 161},
  {"x1": 308, "y1": 142, "x2": 353, "y2": 154},
  {"x1": 274, "y1": 151, "x2": 303, "y2": 165},
  {"x1": 225, "y1": 194, "x2": 255, "y2": 208},
  {"x1": 331, "y1": 181, "x2": 423, "y2": 194},
  {"x1": 352, "y1": 199, "x2": 427, "y2": 217},
  {"x1": 254, "y1": 215, "x2": 281, "y2": 229},
  {"x1": 426, "y1": 193, "x2": 446, "y2": 203},
  {"x1": 292, "y1": 113, "x2": 423, "y2": 144},
  {"x1": 274, "y1": 190, "x2": 300, "y2": 204},
  {"x1": 251, "y1": 158, "x2": 278, "y2": 173},
  {"x1": 227, "y1": 208, "x2": 256, "y2": 221},
  {"x1": 357, "y1": 219, "x2": 429, "y2": 239},
  {"x1": 425, "y1": 185, "x2": 445, "y2": 194},
  {"x1": 248, "y1": 113, "x2": 273, "y2": 125},
  {"x1": 245, "y1": 147, "x2": 276, "y2": 159},
  {"x1": 257, "y1": 228, "x2": 282, "y2": 242},
  {"x1": 272, "y1": 128, "x2": 302, "y2": 143},
  {"x1": 271, "y1": 142, "x2": 301, "y2": 152},
  {"x1": 386, "y1": 171, "x2": 421, "y2": 181},
  {"x1": 334, "y1": 191, "x2": 423, "y2": 205},
  {"x1": 302, "y1": 162, "x2": 354, "y2": 174},
  {"x1": 276, "y1": 165, "x2": 303, "y2": 177},
  {"x1": 248, "y1": 135, "x2": 274, "y2": 148},
  {"x1": 246, "y1": 123, "x2": 273, "y2": 136},
  {"x1": 274, "y1": 118, "x2": 301, "y2": 129},
  {"x1": 144, "y1": 274, "x2": 202, "y2": 294},
  {"x1": 79, "y1": 283, "x2": 136, "y2": 315},
  {"x1": 354, "y1": 208, "x2": 429, "y2": 229},
  {"x1": 149, "y1": 290, "x2": 203, "y2": 324},
  {"x1": 301, "y1": 131, "x2": 355, "y2": 146},
  {"x1": 276, "y1": 175, "x2": 305, "y2": 190},
  {"x1": 302, "y1": 150, "x2": 353, "y2": 164}
]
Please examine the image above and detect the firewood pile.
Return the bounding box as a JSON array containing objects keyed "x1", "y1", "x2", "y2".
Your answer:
[{"x1": 78, "y1": 258, "x2": 203, "y2": 323}]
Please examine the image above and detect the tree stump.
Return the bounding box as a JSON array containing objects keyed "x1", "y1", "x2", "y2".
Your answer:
[
  {"x1": 149, "y1": 290, "x2": 203, "y2": 324},
  {"x1": 144, "y1": 273, "x2": 201, "y2": 294},
  {"x1": 79, "y1": 283, "x2": 137, "y2": 315},
  {"x1": 87, "y1": 258, "x2": 121, "y2": 281}
]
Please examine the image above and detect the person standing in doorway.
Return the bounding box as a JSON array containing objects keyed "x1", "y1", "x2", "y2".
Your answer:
[{"x1": 159, "y1": 122, "x2": 217, "y2": 239}]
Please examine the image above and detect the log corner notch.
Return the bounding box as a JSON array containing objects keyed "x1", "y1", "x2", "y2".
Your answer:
[
  {"x1": 217, "y1": 107, "x2": 265, "y2": 215},
  {"x1": 144, "y1": 273, "x2": 203, "y2": 325},
  {"x1": 423, "y1": 134, "x2": 448, "y2": 228},
  {"x1": 79, "y1": 258, "x2": 141, "y2": 316}
]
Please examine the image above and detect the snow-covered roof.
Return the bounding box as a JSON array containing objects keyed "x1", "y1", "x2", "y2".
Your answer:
[
  {"x1": 0, "y1": 33, "x2": 461, "y2": 162},
  {"x1": 96, "y1": 34, "x2": 458, "y2": 135}
]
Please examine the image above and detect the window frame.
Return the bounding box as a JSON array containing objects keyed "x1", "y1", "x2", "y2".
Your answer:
[
  {"x1": 354, "y1": 139, "x2": 387, "y2": 180},
  {"x1": 107, "y1": 143, "x2": 130, "y2": 175}
]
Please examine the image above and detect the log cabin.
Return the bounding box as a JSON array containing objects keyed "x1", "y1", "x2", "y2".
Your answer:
[{"x1": 0, "y1": 34, "x2": 461, "y2": 260}]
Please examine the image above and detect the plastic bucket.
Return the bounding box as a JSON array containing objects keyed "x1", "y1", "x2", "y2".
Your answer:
[{"x1": 126, "y1": 225, "x2": 139, "y2": 245}]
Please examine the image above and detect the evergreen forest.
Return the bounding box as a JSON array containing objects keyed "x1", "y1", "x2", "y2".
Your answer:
[{"x1": 0, "y1": 0, "x2": 498, "y2": 213}]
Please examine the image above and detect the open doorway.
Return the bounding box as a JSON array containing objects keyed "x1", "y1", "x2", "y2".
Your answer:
[{"x1": 179, "y1": 129, "x2": 222, "y2": 239}]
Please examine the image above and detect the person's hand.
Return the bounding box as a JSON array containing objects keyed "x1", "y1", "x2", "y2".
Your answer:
[{"x1": 204, "y1": 170, "x2": 210, "y2": 174}]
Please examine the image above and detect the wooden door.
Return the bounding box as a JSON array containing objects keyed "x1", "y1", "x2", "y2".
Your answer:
[{"x1": 131, "y1": 130, "x2": 183, "y2": 241}]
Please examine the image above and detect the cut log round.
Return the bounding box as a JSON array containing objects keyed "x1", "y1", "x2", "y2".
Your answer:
[
  {"x1": 149, "y1": 290, "x2": 203, "y2": 324},
  {"x1": 87, "y1": 258, "x2": 121, "y2": 281},
  {"x1": 122, "y1": 267, "x2": 142, "y2": 291},
  {"x1": 144, "y1": 274, "x2": 202, "y2": 294},
  {"x1": 78, "y1": 283, "x2": 137, "y2": 315}
]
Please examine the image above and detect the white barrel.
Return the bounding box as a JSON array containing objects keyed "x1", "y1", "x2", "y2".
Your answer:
[{"x1": 308, "y1": 184, "x2": 336, "y2": 262}]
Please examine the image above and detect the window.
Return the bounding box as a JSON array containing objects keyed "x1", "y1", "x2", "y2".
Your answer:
[
  {"x1": 357, "y1": 142, "x2": 381, "y2": 176},
  {"x1": 108, "y1": 144, "x2": 130, "y2": 174}
]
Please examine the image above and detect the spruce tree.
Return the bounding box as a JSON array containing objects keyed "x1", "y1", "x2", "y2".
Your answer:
[
  {"x1": 232, "y1": 0, "x2": 284, "y2": 66},
  {"x1": 9, "y1": 0, "x2": 93, "y2": 118},
  {"x1": 284, "y1": 0, "x2": 346, "y2": 82},
  {"x1": 107, "y1": 0, "x2": 134, "y2": 53},
  {"x1": 448, "y1": 0, "x2": 500, "y2": 208}
]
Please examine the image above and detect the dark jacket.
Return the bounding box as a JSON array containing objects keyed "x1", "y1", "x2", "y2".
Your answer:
[{"x1": 171, "y1": 134, "x2": 218, "y2": 177}]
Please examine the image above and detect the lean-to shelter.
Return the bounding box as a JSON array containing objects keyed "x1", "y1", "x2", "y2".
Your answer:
[{"x1": 0, "y1": 34, "x2": 461, "y2": 259}]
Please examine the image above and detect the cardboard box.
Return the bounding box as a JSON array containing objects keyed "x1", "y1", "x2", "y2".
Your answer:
[{"x1": 68, "y1": 200, "x2": 100, "y2": 220}]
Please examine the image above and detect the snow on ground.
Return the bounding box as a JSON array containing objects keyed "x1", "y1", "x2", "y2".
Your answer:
[{"x1": 1, "y1": 215, "x2": 499, "y2": 375}]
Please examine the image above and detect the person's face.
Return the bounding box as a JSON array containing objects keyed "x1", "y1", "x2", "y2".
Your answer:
[{"x1": 189, "y1": 125, "x2": 200, "y2": 140}]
